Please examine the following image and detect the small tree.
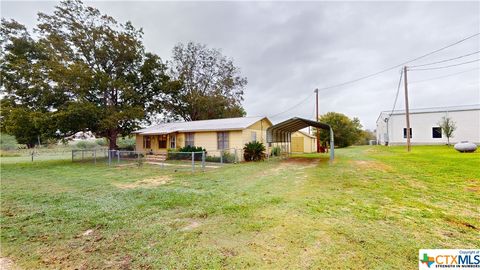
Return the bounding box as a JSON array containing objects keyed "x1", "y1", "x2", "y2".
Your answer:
[
  {"x1": 438, "y1": 116, "x2": 456, "y2": 146},
  {"x1": 243, "y1": 141, "x2": 266, "y2": 161},
  {"x1": 316, "y1": 112, "x2": 363, "y2": 148}
]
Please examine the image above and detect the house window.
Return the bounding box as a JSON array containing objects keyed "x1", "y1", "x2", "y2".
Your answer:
[
  {"x1": 143, "y1": 136, "x2": 151, "y2": 149},
  {"x1": 403, "y1": 128, "x2": 413, "y2": 139},
  {"x1": 251, "y1": 131, "x2": 257, "y2": 142},
  {"x1": 432, "y1": 127, "x2": 442, "y2": 138},
  {"x1": 217, "y1": 132, "x2": 229, "y2": 150},
  {"x1": 158, "y1": 135, "x2": 167, "y2": 148},
  {"x1": 170, "y1": 134, "x2": 176, "y2": 149},
  {"x1": 185, "y1": 133, "x2": 195, "y2": 147}
]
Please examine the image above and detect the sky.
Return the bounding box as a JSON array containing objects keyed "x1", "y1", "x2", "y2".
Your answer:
[{"x1": 1, "y1": 1, "x2": 479, "y2": 129}]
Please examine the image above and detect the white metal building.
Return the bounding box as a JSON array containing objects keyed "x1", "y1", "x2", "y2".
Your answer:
[{"x1": 376, "y1": 104, "x2": 480, "y2": 145}]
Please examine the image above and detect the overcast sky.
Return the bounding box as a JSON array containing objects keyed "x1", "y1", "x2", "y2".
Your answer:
[{"x1": 2, "y1": 1, "x2": 479, "y2": 129}]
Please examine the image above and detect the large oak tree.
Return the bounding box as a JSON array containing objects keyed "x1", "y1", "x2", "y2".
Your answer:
[{"x1": 1, "y1": 0, "x2": 171, "y2": 149}]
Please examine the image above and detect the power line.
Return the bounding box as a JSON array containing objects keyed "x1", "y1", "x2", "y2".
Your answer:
[
  {"x1": 408, "y1": 59, "x2": 480, "y2": 71},
  {"x1": 268, "y1": 32, "x2": 479, "y2": 119},
  {"x1": 409, "y1": 67, "x2": 479, "y2": 84},
  {"x1": 268, "y1": 94, "x2": 311, "y2": 118},
  {"x1": 409, "y1": 51, "x2": 480, "y2": 68},
  {"x1": 389, "y1": 69, "x2": 404, "y2": 117},
  {"x1": 316, "y1": 32, "x2": 480, "y2": 91}
]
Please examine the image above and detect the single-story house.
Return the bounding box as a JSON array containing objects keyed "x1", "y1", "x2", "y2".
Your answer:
[
  {"x1": 133, "y1": 116, "x2": 273, "y2": 160},
  {"x1": 133, "y1": 116, "x2": 320, "y2": 160},
  {"x1": 291, "y1": 131, "x2": 317, "y2": 153}
]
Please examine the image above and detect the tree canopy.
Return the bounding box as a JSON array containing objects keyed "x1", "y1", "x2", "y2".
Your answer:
[
  {"x1": 1, "y1": 1, "x2": 247, "y2": 148},
  {"x1": 165, "y1": 42, "x2": 247, "y2": 121},
  {"x1": 317, "y1": 112, "x2": 363, "y2": 148}
]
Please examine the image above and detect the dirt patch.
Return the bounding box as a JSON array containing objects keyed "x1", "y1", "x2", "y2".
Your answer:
[
  {"x1": 180, "y1": 221, "x2": 201, "y2": 231},
  {"x1": 465, "y1": 179, "x2": 480, "y2": 193},
  {"x1": 0, "y1": 258, "x2": 20, "y2": 270},
  {"x1": 445, "y1": 217, "x2": 479, "y2": 231},
  {"x1": 114, "y1": 176, "x2": 171, "y2": 189},
  {"x1": 351, "y1": 160, "x2": 392, "y2": 172},
  {"x1": 282, "y1": 157, "x2": 320, "y2": 165},
  {"x1": 466, "y1": 186, "x2": 480, "y2": 193},
  {"x1": 262, "y1": 158, "x2": 320, "y2": 176}
]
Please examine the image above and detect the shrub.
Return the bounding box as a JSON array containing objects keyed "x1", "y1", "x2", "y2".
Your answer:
[
  {"x1": 75, "y1": 140, "x2": 98, "y2": 149},
  {"x1": 243, "y1": 141, "x2": 266, "y2": 161},
  {"x1": 96, "y1": 138, "x2": 107, "y2": 146},
  {"x1": 167, "y1": 146, "x2": 206, "y2": 161},
  {"x1": 0, "y1": 134, "x2": 18, "y2": 151},
  {"x1": 270, "y1": 146, "x2": 281, "y2": 157},
  {"x1": 117, "y1": 137, "x2": 136, "y2": 150},
  {"x1": 205, "y1": 151, "x2": 236, "y2": 163},
  {"x1": 179, "y1": 145, "x2": 206, "y2": 153}
]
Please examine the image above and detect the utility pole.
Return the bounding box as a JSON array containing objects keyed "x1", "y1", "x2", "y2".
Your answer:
[
  {"x1": 404, "y1": 66, "x2": 411, "y2": 152},
  {"x1": 314, "y1": 88, "x2": 320, "y2": 153}
]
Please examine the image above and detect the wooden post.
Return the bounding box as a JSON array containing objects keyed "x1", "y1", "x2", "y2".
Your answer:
[
  {"x1": 314, "y1": 88, "x2": 320, "y2": 153},
  {"x1": 404, "y1": 66, "x2": 411, "y2": 152}
]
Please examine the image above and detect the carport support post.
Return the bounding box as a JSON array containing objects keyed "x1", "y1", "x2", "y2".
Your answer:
[{"x1": 329, "y1": 127, "x2": 335, "y2": 162}]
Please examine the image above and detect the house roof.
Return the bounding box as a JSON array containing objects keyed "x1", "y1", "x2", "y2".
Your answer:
[{"x1": 134, "y1": 116, "x2": 271, "y2": 135}]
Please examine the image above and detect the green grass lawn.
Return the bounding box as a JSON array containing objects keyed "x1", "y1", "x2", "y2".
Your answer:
[{"x1": 1, "y1": 146, "x2": 479, "y2": 269}]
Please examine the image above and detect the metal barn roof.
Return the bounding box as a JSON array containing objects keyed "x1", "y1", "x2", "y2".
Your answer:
[
  {"x1": 376, "y1": 104, "x2": 480, "y2": 124},
  {"x1": 134, "y1": 116, "x2": 270, "y2": 135},
  {"x1": 267, "y1": 117, "x2": 330, "y2": 143},
  {"x1": 266, "y1": 117, "x2": 334, "y2": 161}
]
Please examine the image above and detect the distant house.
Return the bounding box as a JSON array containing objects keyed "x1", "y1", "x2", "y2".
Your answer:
[
  {"x1": 376, "y1": 104, "x2": 480, "y2": 145},
  {"x1": 133, "y1": 117, "x2": 273, "y2": 159}
]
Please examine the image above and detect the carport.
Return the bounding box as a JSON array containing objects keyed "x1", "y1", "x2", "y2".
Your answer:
[{"x1": 266, "y1": 117, "x2": 334, "y2": 161}]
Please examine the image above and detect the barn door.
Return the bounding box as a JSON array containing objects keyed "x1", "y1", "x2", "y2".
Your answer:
[{"x1": 291, "y1": 137, "x2": 304, "y2": 152}]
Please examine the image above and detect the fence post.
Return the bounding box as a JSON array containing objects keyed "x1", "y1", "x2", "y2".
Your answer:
[
  {"x1": 82, "y1": 150, "x2": 84, "y2": 160},
  {"x1": 202, "y1": 151, "x2": 205, "y2": 172},
  {"x1": 117, "y1": 150, "x2": 120, "y2": 164},
  {"x1": 72, "y1": 150, "x2": 74, "y2": 162},
  {"x1": 220, "y1": 150, "x2": 223, "y2": 164},
  {"x1": 94, "y1": 149, "x2": 97, "y2": 165}
]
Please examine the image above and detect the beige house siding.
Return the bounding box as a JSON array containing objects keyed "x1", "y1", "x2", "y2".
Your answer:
[
  {"x1": 134, "y1": 118, "x2": 273, "y2": 160},
  {"x1": 242, "y1": 118, "x2": 271, "y2": 146}
]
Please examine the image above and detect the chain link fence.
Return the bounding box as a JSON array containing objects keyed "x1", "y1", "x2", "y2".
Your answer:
[
  {"x1": 70, "y1": 148, "x2": 244, "y2": 172},
  {"x1": 1, "y1": 147, "x2": 108, "y2": 164}
]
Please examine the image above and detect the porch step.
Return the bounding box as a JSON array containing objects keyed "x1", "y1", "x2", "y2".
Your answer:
[{"x1": 145, "y1": 153, "x2": 167, "y2": 162}]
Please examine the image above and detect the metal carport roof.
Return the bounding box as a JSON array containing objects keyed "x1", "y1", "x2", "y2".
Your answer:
[{"x1": 266, "y1": 117, "x2": 334, "y2": 161}]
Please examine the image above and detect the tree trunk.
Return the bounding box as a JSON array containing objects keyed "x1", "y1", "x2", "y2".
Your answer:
[{"x1": 108, "y1": 130, "x2": 118, "y2": 150}]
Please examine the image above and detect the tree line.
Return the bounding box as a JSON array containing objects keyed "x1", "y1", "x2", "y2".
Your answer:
[{"x1": 0, "y1": 0, "x2": 246, "y2": 149}]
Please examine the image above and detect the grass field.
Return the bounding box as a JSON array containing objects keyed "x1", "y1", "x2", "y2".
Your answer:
[{"x1": 1, "y1": 146, "x2": 479, "y2": 269}]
